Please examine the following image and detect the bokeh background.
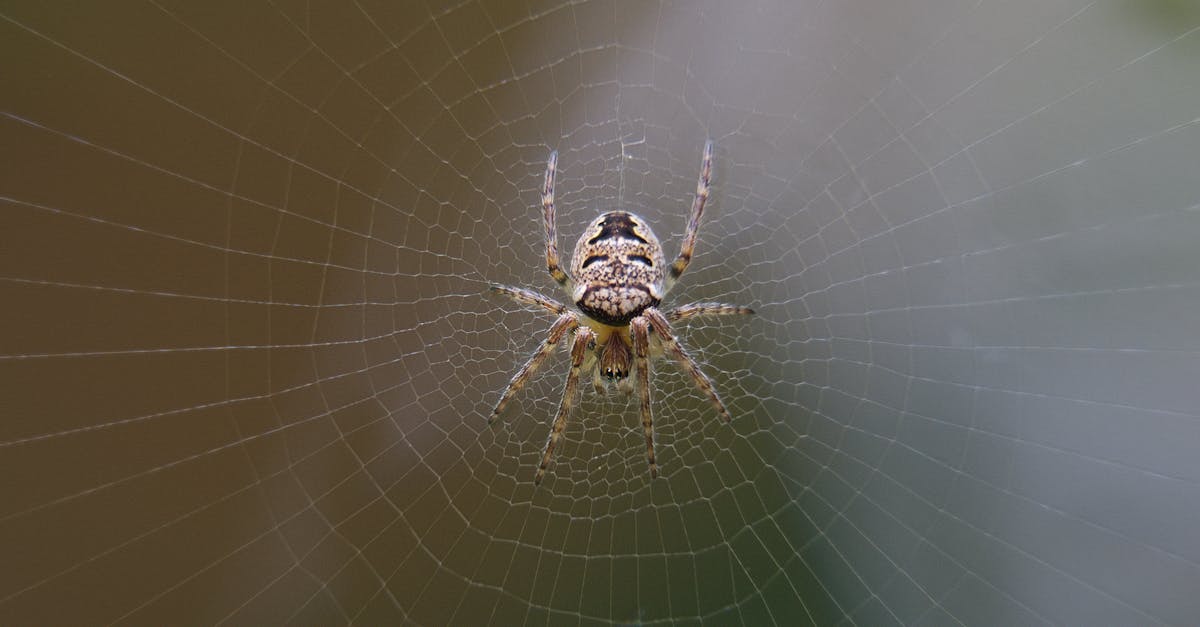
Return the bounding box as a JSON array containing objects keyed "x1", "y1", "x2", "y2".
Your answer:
[{"x1": 3, "y1": 1, "x2": 1199, "y2": 624}]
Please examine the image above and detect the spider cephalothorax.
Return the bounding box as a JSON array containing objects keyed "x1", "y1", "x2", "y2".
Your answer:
[{"x1": 489, "y1": 141, "x2": 754, "y2": 484}]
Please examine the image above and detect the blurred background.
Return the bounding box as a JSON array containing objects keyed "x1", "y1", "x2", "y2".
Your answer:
[{"x1": 3, "y1": 1, "x2": 1199, "y2": 624}]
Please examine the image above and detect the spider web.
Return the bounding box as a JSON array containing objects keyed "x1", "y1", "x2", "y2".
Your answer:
[{"x1": 3, "y1": 0, "x2": 1200, "y2": 623}]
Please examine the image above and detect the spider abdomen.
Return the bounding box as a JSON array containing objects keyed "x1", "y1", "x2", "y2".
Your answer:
[{"x1": 570, "y1": 211, "x2": 666, "y2": 326}]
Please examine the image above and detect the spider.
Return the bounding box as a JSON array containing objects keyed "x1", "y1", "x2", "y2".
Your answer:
[{"x1": 489, "y1": 141, "x2": 754, "y2": 484}]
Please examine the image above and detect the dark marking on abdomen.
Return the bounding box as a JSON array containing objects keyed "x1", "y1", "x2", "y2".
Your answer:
[
  {"x1": 587, "y1": 211, "x2": 647, "y2": 244},
  {"x1": 581, "y1": 254, "x2": 608, "y2": 268},
  {"x1": 577, "y1": 285, "x2": 660, "y2": 326}
]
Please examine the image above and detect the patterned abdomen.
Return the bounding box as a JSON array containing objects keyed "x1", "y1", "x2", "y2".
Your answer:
[{"x1": 571, "y1": 211, "x2": 666, "y2": 326}]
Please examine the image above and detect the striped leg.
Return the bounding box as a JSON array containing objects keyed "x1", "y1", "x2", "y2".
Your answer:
[
  {"x1": 542, "y1": 150, "x2": 572, "y2": 291},
  {"x1": 535, "y1": 326, "x2": 594, "y2": 484},
  {"x1": 666, "y1": 302, "x2": 754, "y2": 323},
  {"x1": 489, "y1": 284, "x2": 568, "y2": 316},
  {"x1": 667, "y1": 140, "x2": 713, "y2": 287},
  {"x1": 490, "y1": 312, "x2": 578, "y2": 423},
  {"x1": 643, "y1": 307, "x2": 731, "y2": 422},
  {"x1": 630, "y1": 316, "x2": 657, "y2": 478}
]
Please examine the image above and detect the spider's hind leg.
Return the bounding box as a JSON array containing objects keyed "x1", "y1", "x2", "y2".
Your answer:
[
  {"x1": 541, "y1": 150, "x2": 573, "y2": 293},
  {"x1": 666, "y1": 302, "x2": 754, "y2": 323},
  {"x1": 489, "y1": 284, "x2": 567, "y2": 316},
  {"x1": 667, "y1": 140, "x2": 713, "y2": 289}
]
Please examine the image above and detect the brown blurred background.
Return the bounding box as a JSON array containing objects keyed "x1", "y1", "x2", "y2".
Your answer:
[{"x1": 3, "y1": 1, "x2": 1200, "y2": 624}]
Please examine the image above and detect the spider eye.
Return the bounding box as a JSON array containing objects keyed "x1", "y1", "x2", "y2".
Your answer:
[
  {"x1": 628, "y1": 255, "x2": 653, "y2": 267},
  {"x1": 581, "y1": 255, "x2": 608, "y2": 269}
]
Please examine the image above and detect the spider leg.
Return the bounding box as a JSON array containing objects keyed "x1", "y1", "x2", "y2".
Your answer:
[
  {"x1": 667, "y1": 302, "x2": 754, "y2": 323},
  {"x1": 643, "y1": 307, "x2": 732, "y2": 422},
  {"x1": 489, "y1": 284, "x2": 568, "y2": 316},
  {"x1": 667, "y1": 140, "x2": 713, "y2": 288},
  {"x1": 489, "y1": 312, "x2": 578, "y2": 423},
  {"x1": 542, "y1": 150, "x2": 573, "y2": 292},
  {"x1": 631, "y1": 316, "x2": 657, "y2": 478},
  {"x1": 535, "y1": 326, "x2": 594, "y2": 484}
]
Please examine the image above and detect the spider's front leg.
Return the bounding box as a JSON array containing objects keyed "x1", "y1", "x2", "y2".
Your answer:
[
  {"x1": 630, "y1": 316, "x2": 657, "y2": 478},
  {"x1": 643, "y1": 307, "x2": 732, "y2": 422},
  {"x1": 535, "y1": 326, "x2": 595, "y2": 484},
  {"x1": 489, "y1": 312, "x2": 578, "y2": 422}
]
